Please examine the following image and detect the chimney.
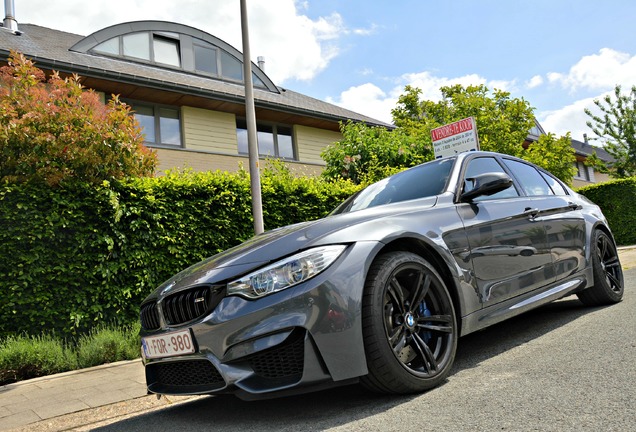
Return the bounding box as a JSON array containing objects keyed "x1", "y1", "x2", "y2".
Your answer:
[
  {"x1": 583, "y1": 133, "x2": 589, "y2": 144},
  {"x1": 3, "y1": 0, "x2": 18, "y2": 33},
  {"x1": 257, "y1": 56, "x2": 265, "y2": 71}
]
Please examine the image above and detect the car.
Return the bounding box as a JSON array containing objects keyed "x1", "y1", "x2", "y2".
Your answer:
[{"x1": 139, "y1": 151, "x2": 624, "y2": 400}]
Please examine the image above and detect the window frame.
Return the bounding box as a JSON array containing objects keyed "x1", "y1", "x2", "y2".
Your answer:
[
  {"x1": 236, "y1": 119, "x2": 297, "y2": 161},
  {"x1": 128, "y1": 101, "x2": 183, "y2": 148}
]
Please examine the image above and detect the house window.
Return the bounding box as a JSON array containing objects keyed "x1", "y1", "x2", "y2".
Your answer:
[
  {"x1": 82, "y1": 24, "x2": 278, "y2": 92},
  {"x1": 131, "y1": 103, "x2": 182, "y2": 147},
  {"x1": 236, "y1": 119, "x2": 296, "y2": 160},
  {"x1": 153, "y1": 35, "x2": 180, "y2": 67},
  {"x1": 122, "y1": 33, "x2": 150, "y2": 60},
  {"x1": 574, "y1": 161, "x2": 590, "y2": 181},
  {"x1": 221, "y1": 51, "x2": 243, "y2": 81},
  {"x1": 194, "y1": 44, "x2": 217, "y2": 75}
]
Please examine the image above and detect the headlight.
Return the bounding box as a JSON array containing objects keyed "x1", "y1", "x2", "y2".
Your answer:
[{"x1": 227, "y1": 245, "x2": 347, "y2": 299}]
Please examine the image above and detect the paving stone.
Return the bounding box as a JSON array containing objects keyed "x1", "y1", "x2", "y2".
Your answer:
[
  {"x1": 0, "y1": 409, "x2": 41, "y2": 430},
  {"x1": 31, "y1": 399, "x2": 90, "y2": 419}
]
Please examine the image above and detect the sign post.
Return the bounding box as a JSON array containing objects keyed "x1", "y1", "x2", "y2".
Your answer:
[{"x1": 431, "y1": 117, "x2": 480, "y2": 159}]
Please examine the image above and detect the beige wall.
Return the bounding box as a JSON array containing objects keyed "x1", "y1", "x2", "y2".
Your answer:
[
  {"x1": 182, "y1": 107, "x2": 237, "y2": 154},
  {"x1": 154, "y1": 148, "x2": 324, "y2": 176},
  {"x1": 573, "y1": 170, "x2": 612, "y2": 188},
  {"x1": 151, "y1": 108, "x2": 340, "y2": 175},
  {"x1": 295, "y1": 125, "x2": 341, "y2": 164}
]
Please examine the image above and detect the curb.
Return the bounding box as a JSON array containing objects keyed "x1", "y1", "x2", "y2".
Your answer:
[{"x1": 1, "y1": 358, "x2": 142, "y2": 390}]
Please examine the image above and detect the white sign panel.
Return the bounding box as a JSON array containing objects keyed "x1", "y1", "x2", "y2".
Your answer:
[{"x1": 431, "y1": 117, "x2": 480, "y2": 159}]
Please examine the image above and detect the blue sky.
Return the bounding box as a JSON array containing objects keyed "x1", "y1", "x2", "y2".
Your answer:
[{"x1": 14, "y1": 0, "x2": 636, "y2": 143}]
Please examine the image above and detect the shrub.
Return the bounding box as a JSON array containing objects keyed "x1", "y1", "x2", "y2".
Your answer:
[
  {"x1": 0, "y1": 51, "x2": 156, "y2": 186},
  {"x1": 76, "y1": 322, "x2": 141, "y2": 368},
  {"x1": 0, "y1": 166, "x2": 360, "y2": 338},
  {"x1": 578, "y1": 177, "x2": 636, "y2": 246},
  {"x1": 0, "y1": 333, "x2": 77, "y2": 385}
]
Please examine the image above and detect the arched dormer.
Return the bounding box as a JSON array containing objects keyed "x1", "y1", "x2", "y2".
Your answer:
[{"x1": 69, "y1": 20, "x2": 278, "y2": 93}]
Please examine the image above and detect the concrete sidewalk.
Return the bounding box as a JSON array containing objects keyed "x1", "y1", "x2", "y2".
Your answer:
[
  {"x1": 0, "y1": 359, "x2": 148, "y2": 431},
  {"x1": 2, "y1": 246, "x2": 635, "y2": 431}
]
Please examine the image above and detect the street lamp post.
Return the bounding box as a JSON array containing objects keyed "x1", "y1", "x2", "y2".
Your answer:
[{"x1": 240, "y1": 0, "x2": 264, "y2": 235}]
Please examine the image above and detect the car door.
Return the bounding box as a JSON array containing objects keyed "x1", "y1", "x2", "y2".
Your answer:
[
  {"x1": 456, "y1": 156, "x2": 554, "y2": 307},
  {"x1": 501, "y1": 158, "x2": 586, "y2": 281}
]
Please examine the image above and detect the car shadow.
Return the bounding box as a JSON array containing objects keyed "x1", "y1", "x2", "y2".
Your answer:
[
  {"x1": 452, "y1": 296, "x2": 606, "y2": 371},
  {"x1": 93, "y1": 297, "x2": 606, "y2": 432}
]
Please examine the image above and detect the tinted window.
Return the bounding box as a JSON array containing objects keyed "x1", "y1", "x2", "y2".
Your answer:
[
  {"x1": 540, "y1": 172, "x2": 568, "y2": 196},
  {"x1": 332, "y1": 158, "x2": 455, "y2": 214},
  {"x1": 194, "y1": 44, "x2": 217, "y2": 74},
  {"x1": 463, "y1": 157, "x2": 518, "y2": 200},
  {"x1": 503, "y1": 159, "x2": 553, "y2": 196}
]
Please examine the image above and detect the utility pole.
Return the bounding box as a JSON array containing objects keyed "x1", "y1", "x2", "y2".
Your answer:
[{"x1": 240, "y1": 0, "x2": 264, "y2": 234}]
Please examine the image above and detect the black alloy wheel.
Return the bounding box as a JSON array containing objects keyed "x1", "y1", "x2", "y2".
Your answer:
[
  {"x1": 361, "y1": 251, "x2": 457, "y2": 394},
  {"x1": 578, "y1": 229, "x2": 624, "y2": 306}
]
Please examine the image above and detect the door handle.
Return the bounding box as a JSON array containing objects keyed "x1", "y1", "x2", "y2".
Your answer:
[
  {"x1": 523, "y1": 207, "x2": 539, "y2": 219},
  {"x1": 568, "y1": 202, "x2": 582, "y2": 211}
]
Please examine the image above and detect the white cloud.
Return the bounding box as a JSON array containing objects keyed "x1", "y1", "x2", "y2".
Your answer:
[
  {"x1": 539, "y1": 95, "x2": 604, "y2": 141},
  {"x1": 547, "y1": 48, "x2": 636, "y2": 92},
  {"x1": 15, "y1": 0, "x2": 348, "y2": 83},
  {"x1": 526, "y1": 75, "x2": 543, "y2": 89},
  {"x1": 326, "y1": 83, "x2": 395, "y2": 124},
  {"x1": 328, "y1": 71, "x2": 517, "y2": 124}
]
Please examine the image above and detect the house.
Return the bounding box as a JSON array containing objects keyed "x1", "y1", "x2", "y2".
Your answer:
[
  {"x1": 525, "y1": 121, "x2": 613, "y2": 188},
  {"x1": 570, "y1": 137, "x2": 614, "y2": 188},
  {"x1": 0, "y1": 16, "x2": 390, "y2": 176}
]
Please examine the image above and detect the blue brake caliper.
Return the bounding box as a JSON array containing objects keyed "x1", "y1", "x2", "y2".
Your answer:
[{"x1": 418, "y1": 301, "x2": 432, "y2": 343}]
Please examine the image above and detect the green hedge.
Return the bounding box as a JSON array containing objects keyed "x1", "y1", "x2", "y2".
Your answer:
[
  {"x1": 577, "y1": 177, "x2": 636, "y2": 246},
  {"x1": 0, "y1": 166, "x2": 360, "y2": 338}
]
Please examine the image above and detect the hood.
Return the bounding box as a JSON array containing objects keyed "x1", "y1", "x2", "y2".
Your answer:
[{"x1": 149, "y1": 196, "x2": 438, "y2": 298}]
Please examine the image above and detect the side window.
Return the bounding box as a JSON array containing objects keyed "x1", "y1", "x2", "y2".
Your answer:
[
  {"x1": 463, "y1": 157, "x2": 519, "y2": 201},
  {"x1": 503, "y1": 159, "x2": 553, "y2": 196},
  {"x1": 540, "y1": 172, "x2": 568, "y2": 196}
]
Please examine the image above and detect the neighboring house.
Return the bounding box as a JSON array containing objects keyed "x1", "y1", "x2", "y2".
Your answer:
[
  {"x1": 0, "y1": 16, "x2": 389, "y2": 175},
  {"x1": 525, "y1": 121, "x2": 613, "y2": 187},
  {"x1": 570, "y1": 138, "x2": 614, "y2": 188}
]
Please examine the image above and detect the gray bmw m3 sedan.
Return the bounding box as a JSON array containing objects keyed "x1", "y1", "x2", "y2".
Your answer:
[{"x1": 139, "y1": 151, "x2": 624, "y2": 400}]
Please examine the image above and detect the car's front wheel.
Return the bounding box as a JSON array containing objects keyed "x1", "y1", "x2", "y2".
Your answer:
[
  {"x1": 577, "y1": 229, "x2": 624, "y2": 306},
  {"x1": 361, "y1": 251, "x2": 457, "y2": 394}
]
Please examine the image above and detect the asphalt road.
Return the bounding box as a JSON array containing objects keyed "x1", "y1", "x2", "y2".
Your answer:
[{"x1": 27, "y1": 269, "x2": 636, "y2": 432}]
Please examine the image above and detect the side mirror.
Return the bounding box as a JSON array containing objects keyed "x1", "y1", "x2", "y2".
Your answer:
[{"x1": 461, "y1": 172, "x2": 513, "y2": 202}]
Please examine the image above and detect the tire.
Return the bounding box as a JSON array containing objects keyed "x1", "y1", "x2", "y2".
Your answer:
[
  {"x1": 360, "y1": 251, "x2": 457, "y2": 394},
  {"x1": 577, "y1": 230, "x2": 624, "y2": 306}
]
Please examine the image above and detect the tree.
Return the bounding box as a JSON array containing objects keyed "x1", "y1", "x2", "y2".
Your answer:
[
  {"x1": 321, "y1": 120, "x2": 431, "y2": 184},
  {"x1": 585, "y1": 84, "x2": 636, "y2": 178},
  {"x1": 0, "y1": 51, "x2": 156, "y2": 186},
  {"x1": 392, "y1": 84, "x2": 536, "y2": 157},
  {"x1": 521, "y1": 132, "x2": 577, "y2": 183},
  {"x1": 322, "y1": 84, "x2": 577, "y2": 184}
]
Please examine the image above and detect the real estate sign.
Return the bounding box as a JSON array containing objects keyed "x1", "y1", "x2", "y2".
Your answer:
[{"x1": 431, "y1": 117, "x2": 480, "y2": 159}]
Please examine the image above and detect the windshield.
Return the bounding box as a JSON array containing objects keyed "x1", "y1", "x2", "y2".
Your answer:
[{"x1": 331, "y1": 158, "x2": 455, "y2": 215}]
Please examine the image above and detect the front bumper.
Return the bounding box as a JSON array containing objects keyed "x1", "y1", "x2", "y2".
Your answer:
[{"x1": 140, "y1": 241, "x2": 381, "y2": 400}]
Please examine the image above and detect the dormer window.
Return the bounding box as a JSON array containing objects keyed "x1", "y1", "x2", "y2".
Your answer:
[
  {"x1": 77, "y1": 22, "x2": 277, "y2": 91},
  {"x1": 95, "y1": 32, "x2": 181, "y2": 68}
]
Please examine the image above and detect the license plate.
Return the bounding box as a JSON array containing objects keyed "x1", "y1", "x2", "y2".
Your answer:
[{"x1": 142, "y1": 329, "x2": 195, "y2": 359}]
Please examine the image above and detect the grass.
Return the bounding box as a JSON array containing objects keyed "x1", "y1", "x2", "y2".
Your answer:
[{"x1": 0, "y1": 322, "x2": 141, "y2": 386}]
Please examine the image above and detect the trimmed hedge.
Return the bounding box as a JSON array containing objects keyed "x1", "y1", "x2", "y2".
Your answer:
[
  {"x1": 0, "y1": 166, "x2": 360, "y2": 337},
  {"x1": 577, "y1": 177, "x2": 636, "y2": 246}
]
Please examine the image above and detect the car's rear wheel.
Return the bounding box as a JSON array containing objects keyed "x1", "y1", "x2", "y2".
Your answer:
[
  {"x1": 361, "y1": 251, "x2": 457, "y2": 394},
  {"x1": 577, "y1": 229, "x2": 624, "y2": 306}
]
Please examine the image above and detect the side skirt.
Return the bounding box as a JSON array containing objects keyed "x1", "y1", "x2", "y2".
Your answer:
[{"x1": 459, "y1": 267, "x2": 593, "y2": 336}]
